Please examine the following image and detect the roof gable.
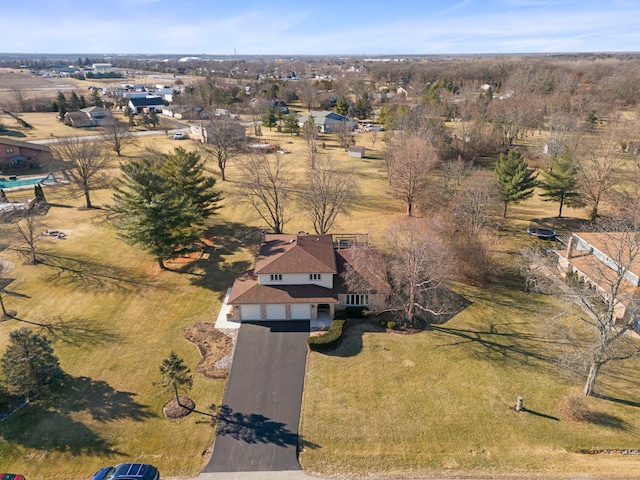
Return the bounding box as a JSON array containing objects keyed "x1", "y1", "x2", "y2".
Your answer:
[
  {"x1": 0, "y1": 138, "x2": 51, "y2": 153},
  {"x1": 255, "y1": 233, "x2": 337, "y2": 274}
]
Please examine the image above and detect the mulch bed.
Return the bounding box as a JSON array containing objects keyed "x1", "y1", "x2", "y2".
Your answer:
[
  {"x1": 183, "y1": 322, "x2": 232, "y2": 379},
  {"x1": 162, "y1": 396, "x2": 195, "y2": 418}
]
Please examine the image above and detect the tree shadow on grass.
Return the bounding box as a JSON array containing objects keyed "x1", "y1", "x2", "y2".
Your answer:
[
  {"x1": 324, "y1": 288, "x2": 471, "y2": 358},
  {"x1": 0, "y1": 405, "x2": 124, "y2": 456},
  {"x1": 0, "y1": 374, "x2": 152, "y2": 456},
  {"x1": 182, "y1": 222, "x2": 260, "y2": 298},
  {"x1": 48, "y1": 375, "x2": 156, "y2": 423},
  {"x1": 431, "y1": 325, "x2": 555, "y2": 365},
  {"x1": 8, "y1": 315, "x2": 120, "y2": 348},
  {"x1": 37, "y1": 251, "x2": 160, "y2": 293},
  {"x1": 593, "y1": 393, "x2": 640, "y2": 409}
]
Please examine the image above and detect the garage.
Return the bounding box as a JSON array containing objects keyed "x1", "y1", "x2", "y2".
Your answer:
[
  {"x1": 240, "y1": 304, "x2": 261, "y2": 321},
  {"x1": 290, "y1": 303, "x2": 311, "y2": 320},
  {"x1": 265, "y1": 304, "x2": 286, "y2": 320}
]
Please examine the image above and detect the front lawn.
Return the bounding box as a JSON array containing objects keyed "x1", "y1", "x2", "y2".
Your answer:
[
  {"x1": 0, "y1": 185, "x2": 250, "y2": 479},
  {"x1": 300, "y1": 283, "x2": 640, "y2": 478}
]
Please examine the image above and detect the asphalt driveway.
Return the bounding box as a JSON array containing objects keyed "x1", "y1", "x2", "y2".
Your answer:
[{"x1": 203, "y1": 320, "x2": 310, "y2": 473}]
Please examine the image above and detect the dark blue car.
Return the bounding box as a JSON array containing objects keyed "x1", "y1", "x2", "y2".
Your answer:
[{"x1": 92, "y1": 463, "x2": 159, "y2": 480}]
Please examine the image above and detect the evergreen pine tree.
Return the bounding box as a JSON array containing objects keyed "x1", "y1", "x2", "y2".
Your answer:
[
  {"x1": 261, "y1": 106, "x2": 277, "y2": 130},
  {"x1": 155, "y1": 351, "x2": 193, "y2": 406},
  {"x1": 111, "y1": 149, "x2": 221, "y2": 269},
  {"x1": 494, "y1": 149, "x2": 537, "y2": 217},
  {"x1": 1, "y1": 327, "x2": 63, "y2": 401},
  {"x1": 539, "y1": 152, "x2": 584, "y2": 218}
]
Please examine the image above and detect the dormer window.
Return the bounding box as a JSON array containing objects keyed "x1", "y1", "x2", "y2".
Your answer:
[
  {"x1": 270, "y1": 274, "x2": 282, "y2": 281},
  {"x1": 309, "y1": 273, "x2": 321, "y2": 280}
]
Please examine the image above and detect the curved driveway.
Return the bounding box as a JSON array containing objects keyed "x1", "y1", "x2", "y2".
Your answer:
[{"x1": 202, "y1": 320, "x2": 310, "y2": 473}]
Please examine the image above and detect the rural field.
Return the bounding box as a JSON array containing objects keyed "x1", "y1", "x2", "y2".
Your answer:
[{"x1": 2, "y1": 67, "x2": 640, "y2": 480}]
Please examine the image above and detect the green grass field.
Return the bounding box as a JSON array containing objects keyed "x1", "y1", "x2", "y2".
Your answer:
[{"x1": 1, "y1": 114, "x2": 640, "y2": 479}]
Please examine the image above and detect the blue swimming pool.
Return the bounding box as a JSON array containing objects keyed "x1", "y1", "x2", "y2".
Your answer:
[{"x1": 0, "y1": 174, "x2": 53, "y2": 189}]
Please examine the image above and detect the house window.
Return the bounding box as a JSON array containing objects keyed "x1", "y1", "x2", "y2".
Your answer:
[
  {"x1": 270, "y1": 274, "x2": 282, "y2": 281},
  {"x1": 345, "y1": 294, "x2": 369, "y2": 306},
  {"x1": 309, "y1": 273, "x2": 321, "y2": 280},
  {"x1": 5, "y1": 148, "x2": 14, "y2": 154}
]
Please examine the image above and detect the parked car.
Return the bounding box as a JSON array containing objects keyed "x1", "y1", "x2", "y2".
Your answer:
[
  {"x1": 172, "y1": 132, "x2": 187, "y2": 140},
  {"x1": 0, "y1": 475, "x2": 26, "y2": 480},
  {"x1": 92, "y1": 463, "x2": 159, "y2": 480}
]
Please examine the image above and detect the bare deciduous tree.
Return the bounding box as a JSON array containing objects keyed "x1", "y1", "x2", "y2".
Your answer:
[
  {"x1": 441, "y1": 155, "x2": 475, "y2": 197},
  {"x1": 15, "y1": 208, "x2": 41, "y2": 264},
  {"x1": 298, "y1": 158, "x2": 358, "y2": 234},
  {"x1": 450, "y1": 172, "x2": 498, "y2": 236},
  {"x1": 236, "y1": 152, "x2": 291, "y2": 234},
  {"x1": 0, "y1": 258, "x2": 11, "y2": 317},
  {"x1": 388, "y1": 136, "x2": 439, "y2": 216},
  {"x1": 333, "y1": 120, "x2": 354, "y2": 152},
  {"x1": 199, "y1": 118, "x2": 246, "y2": 181},
  {"x1": 301, "y1": 115, "x2": 319, "y2": 169},
  {"x1": 297, "y1": 79, "x2": 318, "y2": 111},
  {"x1": 52, "y1": 137, "x2": 110, "y2": 209},
  {"x1": 343, "y1": 220, "x2": 455, "y2": 327},
  {"x1": 102, "y1": 120, "x2": 135, "y2": 157},
  {"x1": 10, "y1": 86, "x2": 29, "y2": 112},
  {"x1": 575, "y1": 120, "x2": 628, "y2": 220}
]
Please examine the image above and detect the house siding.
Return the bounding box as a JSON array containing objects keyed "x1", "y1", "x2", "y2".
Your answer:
[{"x1": 257, "y1": 272, "x2": 333, "y2": 289}]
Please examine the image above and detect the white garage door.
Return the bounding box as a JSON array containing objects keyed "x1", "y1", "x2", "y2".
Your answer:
[
  {"x1": 240, "y1": 304, "x2": 261, "y2": 321},
  {"x1": 290, "y1": 303, "x2": 311, "y2": 320},
  {"x1": 265, "y1": 304, "x2": 286, "y2": 320}
]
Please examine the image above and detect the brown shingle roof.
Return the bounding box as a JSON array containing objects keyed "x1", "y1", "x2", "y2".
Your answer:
[
  {"x1": 0, "y1": 138, "x2": 51, "y2": 153},
  {"x1": 228, "y1": 271, "x2": 338, "y2": 304},
  {"x1": 254, "y1": 233, "x2": 337, "y2": 274},
  {"x1": 335, "y1": 247, "x2": 391, "y2": 294}
]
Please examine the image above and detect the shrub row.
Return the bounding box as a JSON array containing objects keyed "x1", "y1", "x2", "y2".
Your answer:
[
  {"x1": 308, "y1": 319, "x2": 346, "y2": 352},
  {"x1": 344, "y1": 306, "x2": 367, "y2": 318}
]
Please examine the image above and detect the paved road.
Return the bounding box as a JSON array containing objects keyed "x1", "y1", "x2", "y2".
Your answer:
[{"x1": 202, "y1": 321, "x2": 310, "y2": 473}]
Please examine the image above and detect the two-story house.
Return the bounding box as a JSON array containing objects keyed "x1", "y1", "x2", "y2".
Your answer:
[{"x1": 227, "y1": 233, "x2": 389, "y2": 323}]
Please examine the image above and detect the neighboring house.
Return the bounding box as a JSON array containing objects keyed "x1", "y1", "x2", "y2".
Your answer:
[
  {"x1": 298, "y1": 111, "x2": 357, "y2": 133},
  {"x1": 127, "y1": 96, "x2": 165, "y2": 114},
  {"x1": 63, "y1": 106, "x2": 115, "y2": 128},
  {"x1": 269, "y1": 99, "x2": 289, "y2": 114},
  {"x1": 556, "y1": 232, "x2": 640, "y2": 320},
  {"x1": 250, "y1": 98, "x2": 290, "y2": 114},
  {"x1": 0, "y1": 138, "x2": 52, "y2": 171},
  {"x1": 226, "y1": 233, "x2": 389, "y2": 323},
  {"x1": 92, "y1": 63, "x2": 115, "y2": 73},
  {"x1": 163, "y1": 105, "x2": 205, "y2": 120},
  {"x1": 348, "y1": 145, "x2": 366, "y2": 158},
  {"x1": 188, "y1": 120, "x2": 246, "y2": 144}
]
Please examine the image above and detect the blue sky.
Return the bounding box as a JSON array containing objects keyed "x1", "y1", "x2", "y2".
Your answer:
[{"x1": 1, "y1": 0, "x2": 639, "y2": 55}]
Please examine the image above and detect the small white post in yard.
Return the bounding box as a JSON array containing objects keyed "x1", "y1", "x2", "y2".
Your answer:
[{"x1": 516, "y1": 396, "x2": 524, "y2": 412}]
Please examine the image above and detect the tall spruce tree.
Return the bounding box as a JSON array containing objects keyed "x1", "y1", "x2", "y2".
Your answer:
[
  {"x1": 1, "y1": 327, "x2": 63, "y2": 401},
  {"x1": 539, "y1": 152, "x2": 584, "y2": 218},
  {"x1": 111, "y1": 148, "x2": 221, "y2": 269},
  {"x1": 494, "y1": 149, "x2": 537, "y2": 217},
  {"x1": 261, "y1": 106, "x2": 277, "y2": 130}
]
